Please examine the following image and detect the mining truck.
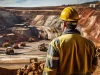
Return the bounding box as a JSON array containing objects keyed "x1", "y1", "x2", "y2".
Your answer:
[
  {"x1": 5, "y1": 47, "x2": 14, "y2": 55},
  {"x1": 38, "y1": 43, "x2": 48, "y2": 51}
]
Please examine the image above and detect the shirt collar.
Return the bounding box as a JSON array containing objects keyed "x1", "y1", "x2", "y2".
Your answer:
[{"x1": 62, "y1": 29, "x2": 81, "y2": 35}]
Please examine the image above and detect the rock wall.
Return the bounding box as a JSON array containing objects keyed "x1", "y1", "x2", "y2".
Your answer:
[
  {"x1": 0, "y1": 8, "x2": 23, "y2": 30},
  {"x1": 0, "y1": 6, "x2": 100, "y2": 46},
  {"x1": 29, "y1": 8, "x2": 100, "y2": 46},
  {"x1": 77, "y1": 8, "x2": 100, "y2": 46}
]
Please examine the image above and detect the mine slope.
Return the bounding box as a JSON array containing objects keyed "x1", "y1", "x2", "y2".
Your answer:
[
  {"x1": 0, "y1": 4, "x2": 100, "y2": 46},
  {"x1": 0, "y1": 2, "x2": 100, "y2": 75}
]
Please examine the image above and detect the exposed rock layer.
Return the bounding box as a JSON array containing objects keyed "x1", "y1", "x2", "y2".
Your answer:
[{"x1": 0, "y1": 5, "x2": 100, "y2": 46}]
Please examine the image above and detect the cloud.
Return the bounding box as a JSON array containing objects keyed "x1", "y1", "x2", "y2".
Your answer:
[
  {"x1": 16, "y1": 0, "x2": 27, "y2": 3},
  {"x1": 0, "y1": 0, "x2": 16, "y2": 5},
  {"x1": 16, "y1": 0, "x2": 44, "y2": 7}
]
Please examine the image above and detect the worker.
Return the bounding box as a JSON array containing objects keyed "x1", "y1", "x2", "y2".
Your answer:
[{"x1": 43, "y1": 7, "x2": 98, "y2": 75}]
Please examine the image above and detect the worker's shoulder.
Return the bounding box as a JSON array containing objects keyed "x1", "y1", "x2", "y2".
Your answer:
[
  {"x1": 58, "y1": 34, "x2": 80, "y2": 40},
  {"x1": 58, "y1": 34, "x2": 94, "y2": 45},
  {"x1": 81, "y1": 36, "x2": 92, "y2": 42},
  {"x1": 49, "y1": 37, "x2": 60, "y2": 47},
  {"x1": 51, "y1": 34, "x2": 78, "y2": 43},
  {"x1": 51, "y1": 37, "x2": 60, "y2": 44},
  {"x1": 81, "y1": 36, "x2": 95, "y2": 47}
]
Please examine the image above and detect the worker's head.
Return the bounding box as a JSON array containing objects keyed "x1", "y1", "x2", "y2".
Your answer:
[{"x1": 60, "y1": 7, "x2": 79, "y2": 29}]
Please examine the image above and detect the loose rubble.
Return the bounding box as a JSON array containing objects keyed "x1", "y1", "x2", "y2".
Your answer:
[{"x1": 17, "y1": 58, "x2": 45, "y2": 75}]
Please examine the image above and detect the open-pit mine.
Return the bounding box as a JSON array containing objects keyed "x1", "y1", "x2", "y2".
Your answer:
[{"x1": 0, "y1": 2, "x2": 100, "y2": 75}]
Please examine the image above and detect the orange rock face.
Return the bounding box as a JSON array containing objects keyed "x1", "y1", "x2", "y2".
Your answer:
[{"x1": 77, "y1": 8, "x2": 100, "y2": 46}]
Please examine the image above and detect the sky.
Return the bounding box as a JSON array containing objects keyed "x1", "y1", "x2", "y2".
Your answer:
[{"x1": 0, "y1": 0, "x2": 99, "y2": 7}]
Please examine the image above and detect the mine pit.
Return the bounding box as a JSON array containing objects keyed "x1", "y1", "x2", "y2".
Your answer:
[{"x1": 0, "y1": 2, "x2": 100, "y2": 75}]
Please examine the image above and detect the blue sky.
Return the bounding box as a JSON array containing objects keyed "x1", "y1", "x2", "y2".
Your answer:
[{"x1": 0, "y1": 0, "x2": 99, "y2": 7}]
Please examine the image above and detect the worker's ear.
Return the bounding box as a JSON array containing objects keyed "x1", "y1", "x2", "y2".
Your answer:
[{"x1": 60, "y1": 21, "x2": 67, "y2": 31}]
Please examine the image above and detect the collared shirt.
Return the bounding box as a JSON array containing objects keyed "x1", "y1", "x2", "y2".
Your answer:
[{"x1": 43, "y1": 29, "x2": 97, "y2": 75}]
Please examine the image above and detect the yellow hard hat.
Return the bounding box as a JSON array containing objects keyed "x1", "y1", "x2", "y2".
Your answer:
[{"x1": 60, "y1": 7, "x2": 79, "y2": 21}]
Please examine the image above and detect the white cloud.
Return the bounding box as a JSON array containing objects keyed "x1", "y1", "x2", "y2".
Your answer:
[{"x1": 0, "y1": 0, "x2": 16, "y2": 3}]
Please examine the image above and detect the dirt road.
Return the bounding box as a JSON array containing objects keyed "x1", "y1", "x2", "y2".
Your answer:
[{"x1": 0, "y1": 40, "x2": 50, "y2": 69}]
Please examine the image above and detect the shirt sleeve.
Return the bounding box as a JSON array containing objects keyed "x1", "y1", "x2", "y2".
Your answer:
[{"x1": 43, "y1": 38, "x2": 60, "y2": 75}]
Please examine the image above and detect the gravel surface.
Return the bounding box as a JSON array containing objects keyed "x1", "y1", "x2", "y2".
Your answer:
[{"x1": 0, "y1": 40, "x2": 50, "y2": 69}]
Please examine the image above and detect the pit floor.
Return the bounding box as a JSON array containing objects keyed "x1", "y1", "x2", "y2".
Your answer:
[
  {"x1": 0, "y1": 40, "x2": 50, "y2": 69},
  {"x1": 0, "y1": 40, "x2": 100, "y2": 75}
]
